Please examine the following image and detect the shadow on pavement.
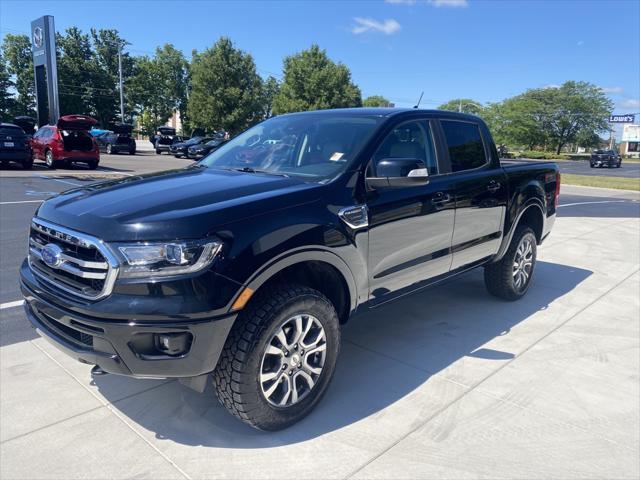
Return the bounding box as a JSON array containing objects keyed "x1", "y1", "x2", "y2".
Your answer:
[{"x1": 94, "y1": 260, "x2": 592, "y2": 446}]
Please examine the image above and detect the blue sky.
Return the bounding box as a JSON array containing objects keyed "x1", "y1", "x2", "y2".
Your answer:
[{"x1": 1, "y1": 0, "x2": 639, "y2": 117}]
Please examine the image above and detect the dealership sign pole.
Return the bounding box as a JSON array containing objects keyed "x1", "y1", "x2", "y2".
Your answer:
[{"x1": 31, "y1": 15, "x2": 60, "y2": 127}]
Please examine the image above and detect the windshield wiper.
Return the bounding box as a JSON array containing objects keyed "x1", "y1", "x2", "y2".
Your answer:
[{"x1": 233, "y1": 167, "x2": 289, "y2": 177}]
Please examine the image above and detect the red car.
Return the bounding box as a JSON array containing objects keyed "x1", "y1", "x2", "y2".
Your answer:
[{"x1": 31, "y1": 115, "x2": 100, "y2": 169}]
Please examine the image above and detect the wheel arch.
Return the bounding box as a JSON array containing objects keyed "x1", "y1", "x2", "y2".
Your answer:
[
  {"x1": 239, "y1": 250, "x2": 358, "y2": 324},
  {"x1": 493, "y1": 200, "x2": 545, "y2": 262}
]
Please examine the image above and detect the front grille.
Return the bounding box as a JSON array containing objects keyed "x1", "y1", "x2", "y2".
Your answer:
[{"x1": 28, "y1": 218, "x2": 119, "y2": 300}]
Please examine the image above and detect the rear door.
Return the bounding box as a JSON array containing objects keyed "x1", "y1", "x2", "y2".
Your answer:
[
  {"x1": 439, "y1": 119, "x2": 508, "y2": 270},
  {"x1": 366, "y1": 118, "x2": 456, "y2": 305}
]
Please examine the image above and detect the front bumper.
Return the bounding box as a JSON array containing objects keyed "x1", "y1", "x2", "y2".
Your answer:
[{"x1": 20, "y1": 265, "x2": 237, "y2": 378}]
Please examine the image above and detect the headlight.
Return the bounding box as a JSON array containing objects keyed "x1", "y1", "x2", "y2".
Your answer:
[{"x1": 113, "y1": 239, "x2": 222, "y2": 279}]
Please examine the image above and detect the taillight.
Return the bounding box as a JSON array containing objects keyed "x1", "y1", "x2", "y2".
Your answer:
[{"x1": 554, "y1": 172, "x2": 561, "y2": 208}]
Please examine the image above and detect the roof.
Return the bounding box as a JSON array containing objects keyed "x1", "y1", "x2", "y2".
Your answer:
[{"x1": 278, "y1": 107, "x2": 482, "y2": 121}]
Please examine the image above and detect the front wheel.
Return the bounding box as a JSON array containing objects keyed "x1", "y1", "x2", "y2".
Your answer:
[
  {"x1": 484, "y1": 226, "x2": 537, "y2": 301},
  {"x1": 106, "y1": 144, "x2": 113, "y2": 154},
  {"x1": 213, "y1": 284, "x2": 340, "y2": 431}
]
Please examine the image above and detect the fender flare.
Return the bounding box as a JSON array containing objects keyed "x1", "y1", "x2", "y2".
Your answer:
[
  {"x1": 493, "y1": 200, "x2": 545, "y2": 262},
  {"x1": 233, "y1": 248, "x2": 359, "y2": 316}
]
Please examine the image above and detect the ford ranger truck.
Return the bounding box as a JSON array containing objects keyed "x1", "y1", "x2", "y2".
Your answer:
[{"x1": 20, "y1": 109, "x2": 560, "y2": 430}]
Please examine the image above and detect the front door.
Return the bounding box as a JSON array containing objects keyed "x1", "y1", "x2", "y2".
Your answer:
[{"x1": 366, "y1": 119, "x2": 455, "y2": 305}]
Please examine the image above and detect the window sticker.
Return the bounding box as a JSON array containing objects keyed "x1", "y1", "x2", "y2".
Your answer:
[{"x1": 330, "y1": 152, "x2": 344, "y2": 161}]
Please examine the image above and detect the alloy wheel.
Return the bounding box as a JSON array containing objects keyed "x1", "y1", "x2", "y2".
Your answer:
[
  {"x1": 259, "y1": 314, "x2": 327, "y2": 408},
  {"x1": 45, "y1": 150, "x2": 53, "y2": 167},
  {"x1": 513, "y1": 236, "x2": 534, "y2": 290}
]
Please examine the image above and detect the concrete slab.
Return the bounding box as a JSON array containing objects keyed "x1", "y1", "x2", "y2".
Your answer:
[
  {"x1": 32, "y1": 337, "x2": 170, "y2": 403},
  {"x1": 0, "y1": 341, "x2": 102, "y2": 442},
  {"x1": 0, "y1": 408, "x2": 184, "y2": 479},
  {"x1": 350, "y1": 388, "x2": 639, "y2": 480},
  {"x1": 96, "y1": 343, "x2": 468, "y2": 479}
]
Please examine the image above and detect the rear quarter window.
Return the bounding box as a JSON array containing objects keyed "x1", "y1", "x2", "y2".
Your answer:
[{"x1": 441, "y1": 120, "x2": 487, "y2": 172}]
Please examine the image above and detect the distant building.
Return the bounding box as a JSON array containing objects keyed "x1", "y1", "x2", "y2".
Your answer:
[{"x1": 620, "y1": 124, "x2": 640, "y2": 158}]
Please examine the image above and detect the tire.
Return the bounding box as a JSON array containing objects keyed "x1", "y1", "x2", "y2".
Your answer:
[
  {"x1": 87, "y1": 159, "x2": 99, "y2": 170},
  {"x1": 590, "y1": 163, "x2": 595, "y2": 168},
  {"x1": 484, "y1": 226, "x2": 537, "y2": 301},
  {"x1": 213, "y1": 284, "x2": 340, "y2": 431},
  {"x1": 45, "y1": 149, "x2": 56, "y2": 169},
  {"x1": 129, "y1": 147, "x2": 136, "y2": 155},
  {"x1": 106, "y1": 144, "x2": 113, "y2": 154},
  {"x1": 617, "y1": 161, "x2": 621, "y2": 168},
  {"x1": 21, "y1": 154, "x2": 33, "y2": 170},
  {"x1": 155, "y1": 148, "x2": 161, "y2": 154}
]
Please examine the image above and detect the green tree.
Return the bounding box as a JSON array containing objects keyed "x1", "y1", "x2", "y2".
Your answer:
[
  {"x1": 128, "y1": 55, "x2": 174, "y2": 136},
  {"x1": 155, "y1": 44, "x2": 189, "y2": 132},
  {"x1": 533, "y1": 82, "x2": 613, "y2": 154},
  {"x1": 438, "y1": 98, "x2": 484, "y2": 115},
  {"x1": 1, "y1": 34, "x2": 35, "y2": 117},
  {"x1": 484, "y1": 96, "x2": 548, "y2": 149},
  {"x1": 56, "y1": 28, "x2": 94, "y2": 117},
  {"x1": 187, "y1": 37, "x2": 264, "y2": 134},
  {"x1": 0, "y1": 50, "x2": 15, "y2": 118},
  {"x1": 272, "y1": 44, "x2": 361, "y2": 114},
  {"x1": 261, "y1": 75, "x2": 280, "y2": 119},
  {"x1": 363, "y1": 95, "x2": 390, "y2": 107}
]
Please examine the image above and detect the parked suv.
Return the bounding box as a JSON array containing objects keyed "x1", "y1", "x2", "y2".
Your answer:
[
  {"x1": 21, "y1": 108, "x2": 559, "y2": 431},
  {"x1": 154, "y1": 126, "x2": 177, "y2": 154},
  {"x1": 170, "y1": 136, "x2": 213, "y2": 158},
  {"x1": 96, "y1": 123, "x2": 136, "y2": 155},
  {"x1": 0, "y1": 122, "x2": 33, "y2": 169},
  {"x1": 31, "y1": 115, "x2": 100, "y2": 169}
]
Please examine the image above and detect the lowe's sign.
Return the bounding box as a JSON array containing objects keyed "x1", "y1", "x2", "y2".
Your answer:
[{"x1": 609, "y1": 114, "x2": 635, "y2": 123}]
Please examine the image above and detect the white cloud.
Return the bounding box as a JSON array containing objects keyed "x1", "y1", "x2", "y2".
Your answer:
[
  {"x1": 543, "y1": 84, "x2": 560, "y2": 89},
  {"x1": 428, "y1": 0, "x2": 468, "y2": 6},
  {"x1": 620, "y1": 99, "x2": 640, "y2": 109},
  {"x1": 385, "y1": 0, "x2": 468, "y2": 6},
  {"x1": 352, "y1": 17, "x2": 401, "y2": 35},
  {"x1": 600, "y1": 86, "x2": 624, "y2": 94}
]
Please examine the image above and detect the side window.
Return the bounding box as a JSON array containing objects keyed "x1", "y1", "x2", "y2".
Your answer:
[
  {"x1": 372, "y1": 120, "x2": 438, "y2": 175},
  {"x1": 441, "y1": 120, "x2": 487, "y2": 172}
]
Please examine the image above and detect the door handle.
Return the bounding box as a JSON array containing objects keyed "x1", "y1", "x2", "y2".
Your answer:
[
  {"x1": 431, "y1": 192, "x2": 451, "y2": 204},
  {"x1": 487, "y1": 180, "x2": 501, "y2": 193}
]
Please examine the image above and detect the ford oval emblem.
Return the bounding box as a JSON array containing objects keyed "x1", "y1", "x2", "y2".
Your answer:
[{"x1": 41, "y1": 243, "x2": 63, "y2": 268}]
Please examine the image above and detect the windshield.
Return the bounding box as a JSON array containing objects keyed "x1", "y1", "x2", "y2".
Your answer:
[
  {"x1": 185, "y1": 136, "x2": 204, "y2": 145},
  {"x1": 199, "y1": 113, "x2": 382, "y2": 181}
]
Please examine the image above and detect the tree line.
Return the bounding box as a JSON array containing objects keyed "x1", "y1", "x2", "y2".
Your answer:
[{"x1": 1, "y1": 29, "x2": 613, "y2": 151}]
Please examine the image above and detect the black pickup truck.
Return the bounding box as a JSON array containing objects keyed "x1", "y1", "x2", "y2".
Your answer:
[{"x1": 20, "y1": 109, "x2": 559, "y2": 430}]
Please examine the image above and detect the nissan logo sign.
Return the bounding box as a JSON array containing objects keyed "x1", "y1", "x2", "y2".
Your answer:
[{"x1": 33, "y1": 26, "x2": 43, "y2": 48}]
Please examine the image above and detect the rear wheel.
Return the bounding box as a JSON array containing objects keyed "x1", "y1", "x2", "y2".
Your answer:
[
  {"x1": 590, "y1": 162, "x2": 595, "y2": 168},
  {"x1": 213, "y1": 284, "x2": 340, "y2": 431},
  {"x1": 484, "y1": 226, "x2": 537, "y2": 301},
  {"x1": 87, "y1": 159, "x2": 98, "y2": 170},
  {"x1": 129, "y1": 147, "x2": 136, "y2": 155},
  {"x1": 45, "y1": 149, "x2": 56, "y2": 169},
  {"x1": 155, "y1": 148, "x2": 161, "y2": 154},
  {"x1": 21, "y1": 153, "x2": 34, "y2": 170}
]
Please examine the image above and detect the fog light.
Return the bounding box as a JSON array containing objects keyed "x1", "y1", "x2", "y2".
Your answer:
[{"x1": 154, "y1": 333, "x2": 191, "y2": 356}]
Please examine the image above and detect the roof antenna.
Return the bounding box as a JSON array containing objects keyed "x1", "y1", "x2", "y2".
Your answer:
[{"x1": 413, "y1": 91, "x2": 424, "y2": 109}]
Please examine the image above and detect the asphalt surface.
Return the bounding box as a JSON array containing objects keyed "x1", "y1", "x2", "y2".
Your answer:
[
  {"x1": 512, "y1": 157, "x2": 640, "y2": 178},
  {"x1": 1, "y1": 155, "x2": 639, "y2": 479}
]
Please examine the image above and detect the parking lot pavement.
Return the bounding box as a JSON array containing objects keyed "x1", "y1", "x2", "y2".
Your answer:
[
  {"x1": 0, "y1": 184, "x2": 639, "y2": 479},
  {"x1": 0, "y1": 150, "x2": 191, "y2": 178},
  {"x1": 510, "y1": 158, "x2": 640, "y2": 178}
]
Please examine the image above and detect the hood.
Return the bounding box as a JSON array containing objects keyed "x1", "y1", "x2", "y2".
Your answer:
[
  {"x1": 36, "y1": 167, "x2": 323, "y2": 241},
  {"x1": 57, "y1": 115, "x2": 98, "y2": 131}
]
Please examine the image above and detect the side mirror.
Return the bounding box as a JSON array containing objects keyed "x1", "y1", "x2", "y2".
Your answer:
[{"x1": 367, "y1": 158, "x2": 429, "y2": 188}]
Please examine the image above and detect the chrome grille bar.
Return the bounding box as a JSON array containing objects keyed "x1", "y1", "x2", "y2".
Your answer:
[{"x1": 28, "y1": 218, "x2": 120, "y2": 300}]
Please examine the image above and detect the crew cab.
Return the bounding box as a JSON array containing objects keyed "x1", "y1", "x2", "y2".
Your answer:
[
  {"x1": 590, "y1": 149, "x2": 622, "y2": 168},
  {"x1": 31, "y1": 115, "x2": 100, "y2": 169},
  {"x1": 20, "y1": 109, "x2": 559, "y2": 431}
]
